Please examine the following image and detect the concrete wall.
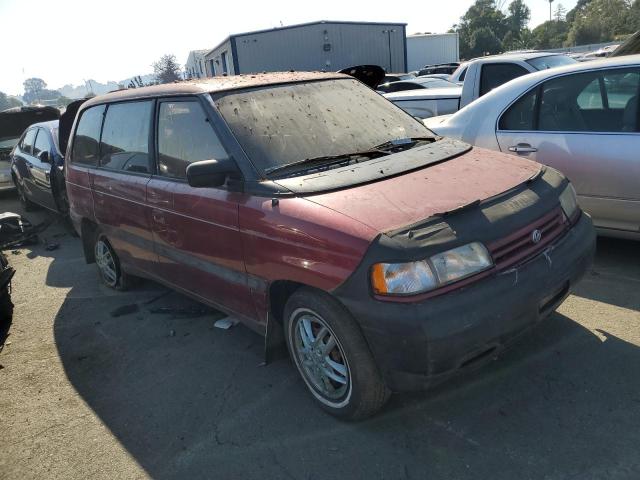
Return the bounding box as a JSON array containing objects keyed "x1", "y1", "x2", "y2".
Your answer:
[{"x1": 406, "y1": 33, "x2": 459, "y2": 72}]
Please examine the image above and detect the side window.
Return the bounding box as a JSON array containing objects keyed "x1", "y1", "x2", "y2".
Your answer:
[
  {"x1": 539, "y1": 68, "x2": 639, "y2": 132},
  {"x1": 480, "y1": 63, "x2": 529, "y2": 97},
  {"x1": 21, "y1": 129, "x2": 37, "y2": 155},
  {"x1": 499, "y1": 88, "x2": 538, "y2": 131},
  {"x1": 458, "y1": 67, "x2": 467, "y2": 82},
  {"x1": 157, "y1": 100, "x2": 229, "y2": 180},
  {"x1": 100, "y1": 101, "x2": 153, "y2": 173},
  {"x1": 72, "y1": 105, "x2": 106, "y2": 166},
  {"x1": 33, "y1": 129, "x2": 51, "y2": 158}
]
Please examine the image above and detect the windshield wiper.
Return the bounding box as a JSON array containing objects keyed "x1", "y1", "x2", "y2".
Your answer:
[
  {"x1": 373, "y1": 136, "x2": 435, "y2": 151},
  {"x1": 264, "y1": 149, "x2": 387, "y2": 177}
]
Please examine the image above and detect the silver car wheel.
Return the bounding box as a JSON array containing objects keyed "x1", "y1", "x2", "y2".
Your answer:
[
  {"x1": 95, "y1": 239, "x2": 118, "y2": 287},
  {"x1": 290, "y1": 308, "x2": 351, "y2": 406}
]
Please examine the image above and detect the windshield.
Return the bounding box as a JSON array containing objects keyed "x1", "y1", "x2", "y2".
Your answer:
[
  {"x1": 526, "y1": 55, "x2": 577, "y2": 71},
  {"x1": 214, "y1": 79, "x2": 430, "y2": 174},
  {"x1": 417, "y1": 78, "x2": 458, "y2": 88}
]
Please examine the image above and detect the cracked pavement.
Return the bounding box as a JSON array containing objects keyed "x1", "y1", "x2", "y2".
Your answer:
[{"x1": 1, "y1": 192, "x2": 640, "y2": 480}]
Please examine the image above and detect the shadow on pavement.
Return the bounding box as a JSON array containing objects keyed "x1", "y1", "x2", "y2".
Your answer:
[
  {"x1": 52, "y1": 277, "x2": 640, "y2": 479},
  {"x1": 572, "y1": 236, "x2": 640, "y2": 311}
]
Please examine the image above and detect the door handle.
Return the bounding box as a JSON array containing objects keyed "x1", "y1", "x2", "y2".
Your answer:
[{"x1": 508, "y1": 144, "x2": 538, "y2": 154}]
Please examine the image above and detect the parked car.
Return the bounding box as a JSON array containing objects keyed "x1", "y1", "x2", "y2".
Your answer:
[
  {"x1": 377, "y1": 77, "x2": 459, "y2": 93},
  {"x1": 0, "y1": 106, "x2": 60, "y2": 192},
  {"x1": 64, "y1": 72, "x2": 595, "y2": 419},
  {"x1": 10, "y1": 120, "x2": 68, "y2": 214},
  {"x1": 417, "y1": 62, "x2": 460, "y2": 76},
  {"x1": 425, "y1": 55, "x2": 640, "y2": 239},
  {"x1": 382, "y1": 73, "x2": 416, "y2": 83},
  {"x1": 386, "y1": 52, "x2": 577, "y2": 119}
]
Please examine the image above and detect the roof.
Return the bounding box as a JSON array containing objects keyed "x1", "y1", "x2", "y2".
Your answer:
[
  {"x1": 81, "y1": 71, "x2": 348, "y2": 108},
  {"x1": 467, "y1": 51, "x2": 566, "y2": 64},
  {"x1": 206, "y1": 20, "x2": 408, "y2": 57},
  {"x1": 31, "y1": 120, "x2": 59, "y2": 130}
]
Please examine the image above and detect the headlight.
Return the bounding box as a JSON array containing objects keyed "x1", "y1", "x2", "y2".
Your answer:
[
  {"x1": 371, "y1": 242, "x2": 493, "y2": 296},
  {"x1": 559, "y1": 183, "x2": 578, "y2": 220}
]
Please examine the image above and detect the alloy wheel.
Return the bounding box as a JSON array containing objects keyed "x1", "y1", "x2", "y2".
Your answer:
[
  {"x1": 94, "y1": 239, "x2": 118, "y2": 287},
  {"x1": 291, "y1": 309, "x2": 351, "y2": 404}
]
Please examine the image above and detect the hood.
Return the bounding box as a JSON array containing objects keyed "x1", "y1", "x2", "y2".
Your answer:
[
  {"x1": 383, "y1": 86, "x2": 462, "y2": 101},
  {"x1": 304, "y1": 146, "x2": 541, "y2": 233},
  {"x1": 58, "y1": 98, "x2": 88, "y2": 156},
  {"x1": 0, "y1": 106, "x2": 60, "y2": 142},
  {"x1": 338, "y1": 65, "x2": 386, "y2": 89}
]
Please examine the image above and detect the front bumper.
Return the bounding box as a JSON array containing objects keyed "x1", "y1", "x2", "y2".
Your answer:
[{"x1": 335, "y1": 213, "x2": 596, "y2": 392}]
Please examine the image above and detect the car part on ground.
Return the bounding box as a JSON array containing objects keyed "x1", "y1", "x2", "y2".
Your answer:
[
  {"x1": 0, "y1": 251, "x2": 14, "y2": 322},
  {"x1": 0, "y1": 212, "x2": 49, "y2": 250}
]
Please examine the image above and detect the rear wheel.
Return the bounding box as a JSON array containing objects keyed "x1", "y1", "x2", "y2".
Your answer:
[
  {"x1": 94, "y1": 235, "x2": 131, "y2": 291},
  {"x1": 284, "y1": 288, "x2": 390, "y2": 420}
]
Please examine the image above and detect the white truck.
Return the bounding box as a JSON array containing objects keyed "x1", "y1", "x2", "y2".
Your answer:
[{"x1": 384, "y1": 51, "x2": 578, "y2": 119}]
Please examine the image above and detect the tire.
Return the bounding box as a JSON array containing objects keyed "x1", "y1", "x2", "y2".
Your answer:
[
  {"x1": 284, "y1": 288, "x2": 390, "y2": 420},
  {"x1": 15, "y1": 180, "x2": 37, "y2": 212},
  {"x1": 94, "y1": 234, "x2": 131, "y2": 291}
]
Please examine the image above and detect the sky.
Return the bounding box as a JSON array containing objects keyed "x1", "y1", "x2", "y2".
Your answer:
[{"x1": 0, "y1": 0, "x2": 578, "y2": 96}]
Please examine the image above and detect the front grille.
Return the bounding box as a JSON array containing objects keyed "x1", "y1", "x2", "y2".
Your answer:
[{"x1": 487, "y1": 207, "x2": 568, "y2": 270}]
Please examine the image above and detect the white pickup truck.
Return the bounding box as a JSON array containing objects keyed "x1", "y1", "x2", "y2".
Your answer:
[{"x1": 384, "y1": 51, "x2": 578, "y2": 119}]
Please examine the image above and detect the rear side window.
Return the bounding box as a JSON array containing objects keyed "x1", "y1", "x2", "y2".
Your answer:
[
  {"x1": 157, "y1": 100, "x2": 228, "y2": 180},
  {"x1": 499, "y1": 88, "x2": 538, "y2": 131},
  {"x1": 33, "y1": 129, "x2": 51, "y2": 158},
  {"x1": 21, "y1": 129, "x2": 37, "y2": 155},
  {"x1": 480, "y1": 63, "x2": 529, "y2": 97},
  {"x1": 100, "y1": 101, "x2": 153, "y2": 173},
  {"x1": 72, "y1": 105, "x2": 105, "y2": 166}
]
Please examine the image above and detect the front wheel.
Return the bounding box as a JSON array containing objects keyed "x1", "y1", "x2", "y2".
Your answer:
[{"x1": 284, "y1": 288, "x2": 390, "y2": 420}]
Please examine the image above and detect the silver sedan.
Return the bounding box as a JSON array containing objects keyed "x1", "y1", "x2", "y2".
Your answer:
[{"x1": 425, "y1": 55, "x2": 640, "y2": 240}]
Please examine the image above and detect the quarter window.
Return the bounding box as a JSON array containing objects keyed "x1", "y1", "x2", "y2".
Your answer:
[
  {"x1": 72, "y1": 105, "x2": 105, "y2": 166},
  {"x1": 157, "y1": 100, "x2": 229, "y2": 180},
  {"x1": 499, "y1": 88, "x2": 538, "y2": 131},
  {"x1": 100, "y1": 101, "x2": 153, "y2": 173},
  {"x1": 479, "y1": 63, "x2": 529, "y2": 97}
]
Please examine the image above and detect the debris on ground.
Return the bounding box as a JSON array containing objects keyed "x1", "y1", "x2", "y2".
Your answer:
[
  {"x1": 149, "y1": 305, "x2": 213, "y2": 319},
  {"x1": 214, "y1": 317, "x2": 239, "y2": 330},
  {"x1": 44, "y1": 242, "x2": 60, "y2": 251},
  {"x1": 0, "y1": 213, "x2": 51, "y2": 250}
]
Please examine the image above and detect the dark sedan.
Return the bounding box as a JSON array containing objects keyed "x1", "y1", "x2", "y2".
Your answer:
[{"x1": 10, "y1": 120, "x2": 68, "y2": 214}]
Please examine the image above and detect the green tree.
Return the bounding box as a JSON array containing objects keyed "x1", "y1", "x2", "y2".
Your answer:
[
  {"x1": 454, "y1": 0, "x2": 509, "y2": 58},
  {"x1": 507, "y1": 0, "x2": 531, "y2": 32},
  {"x1": 532, "y1": 20, "x2": 570, "y2": 48},
  {"x1": 0, "y1": 92, "x2": 22, "y2": 111},
  {"x1": 152, "y1": 54, "x2": 182, "y2": 84},
  {"x1": 566, "y1": 0, "x2": 634, "y2": 45},
  {"x1": 554, "y1": 3, "x2": 568, "y2": 21},
  {"x1": 22, "y1": 77, "x2": 47, "y2": 104}
]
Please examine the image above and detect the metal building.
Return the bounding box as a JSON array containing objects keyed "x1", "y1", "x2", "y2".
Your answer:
[
  {"x1": 406, "y1": 33, "x2": 460, "y2": 72},
  {"x1": 204, "y1": 20, "x2": 407, "y2": 76}
]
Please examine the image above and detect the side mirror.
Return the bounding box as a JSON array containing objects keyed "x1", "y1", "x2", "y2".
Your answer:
[
  {"x1": 38, "y1": 151, "x2": 50, "y2": 163},
  {"x1": 186, "y1": 158, "x2": 237, "y2": 188}
]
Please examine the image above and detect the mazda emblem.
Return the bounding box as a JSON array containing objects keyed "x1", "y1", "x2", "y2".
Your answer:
[{"x1": 531, "y1": 229, "x2": 542, "y2": 244}]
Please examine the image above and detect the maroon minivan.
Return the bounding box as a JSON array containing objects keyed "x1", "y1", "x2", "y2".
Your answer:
[{"x1": 65, "y1": 72, "x2": 595, "y2": 419}]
